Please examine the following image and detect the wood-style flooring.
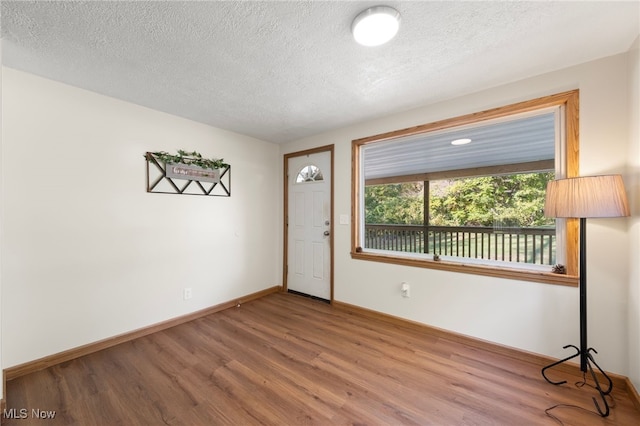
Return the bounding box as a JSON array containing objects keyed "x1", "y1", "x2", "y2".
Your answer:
[{"x1": 4, "y1": 292, "x2": 640, "y2": 425}]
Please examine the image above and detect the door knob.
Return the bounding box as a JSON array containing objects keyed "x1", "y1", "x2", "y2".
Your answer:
[{"x1": 324, "y1": 230, "x2": 330, "y2": 236}]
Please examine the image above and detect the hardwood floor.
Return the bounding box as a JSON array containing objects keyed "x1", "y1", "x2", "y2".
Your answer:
[{"x1": 4, "y1": 292, "x2": 640, "y2": 425}]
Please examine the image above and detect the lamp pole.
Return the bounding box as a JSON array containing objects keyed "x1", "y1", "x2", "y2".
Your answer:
[
  {"x1": 541, "y1": 217, "x2": 613, "y2": 416},
  {"x1": 579, "y1": 217, "x2": 587, "y2": 372}
]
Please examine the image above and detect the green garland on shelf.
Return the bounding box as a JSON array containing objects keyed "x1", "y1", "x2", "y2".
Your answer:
[{"x1": 147, "y1": 150, "x2": 229, "y2": 170}]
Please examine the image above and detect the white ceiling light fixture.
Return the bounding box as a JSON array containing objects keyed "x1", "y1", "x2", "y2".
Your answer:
[
  {"x1": 451, "y1": 138, "x2": 472, "y2": 146},
  {"x1": 352, "y1": 6, "x2": 401, "y2": 46}
]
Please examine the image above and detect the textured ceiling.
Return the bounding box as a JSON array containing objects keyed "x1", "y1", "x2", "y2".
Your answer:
[{"x1": 1, "y1": 1, "x2": 639, "y2": 144}]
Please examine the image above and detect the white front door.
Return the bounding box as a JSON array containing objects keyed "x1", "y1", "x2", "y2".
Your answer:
[{"x1": 286, "y1": 150, "x2": 332, "y2": 301}]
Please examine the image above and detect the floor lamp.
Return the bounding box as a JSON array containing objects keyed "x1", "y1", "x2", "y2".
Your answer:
[{"x1": 541, "y1": 175, "x2": 630, "y2": 417}]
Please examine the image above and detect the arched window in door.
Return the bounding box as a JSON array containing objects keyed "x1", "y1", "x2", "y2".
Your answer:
[{"x1": 296, "y1": 164, "x2": 324, "y2": 183}]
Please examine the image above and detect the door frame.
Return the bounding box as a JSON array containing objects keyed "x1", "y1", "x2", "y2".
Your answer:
[{"x1": 283, "y1": 144, "x2": 334, "y2": 302}]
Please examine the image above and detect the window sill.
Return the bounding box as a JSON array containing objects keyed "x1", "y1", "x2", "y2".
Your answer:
[{"x1": 350, "y1": 251, "x2": 578, "y2": 287}]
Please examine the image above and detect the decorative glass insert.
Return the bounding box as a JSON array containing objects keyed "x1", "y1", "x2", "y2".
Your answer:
[{"x1": 296, "y1": 165, "x2": 324, "y2": 183}]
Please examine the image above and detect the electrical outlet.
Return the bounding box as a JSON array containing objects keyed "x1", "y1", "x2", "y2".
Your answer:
[
  {"x1": 401, "y1": 282, "x2": 410, "y2": 298},
  {"x1": 183, "y1": 287, "x2": 192, "y2": 300}
]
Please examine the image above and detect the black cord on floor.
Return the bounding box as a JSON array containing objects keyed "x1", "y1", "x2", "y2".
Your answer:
[{"x1": 544, "y1": 373, "x2": 616, "y2": 425}]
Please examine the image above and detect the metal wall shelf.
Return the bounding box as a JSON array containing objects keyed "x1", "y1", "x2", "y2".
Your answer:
[{"x1": 145, "y1": 152, "x2": 231, "y2": 197}]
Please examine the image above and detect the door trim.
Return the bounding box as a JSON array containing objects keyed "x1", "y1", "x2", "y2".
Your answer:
[{"x1": 283, "y1": 145, "x2": 334, "y2": 302}]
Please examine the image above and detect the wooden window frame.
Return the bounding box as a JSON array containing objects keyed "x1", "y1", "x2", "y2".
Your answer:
[{"x1": 351, "y1": 90, "x2": 579, "y2": 287}]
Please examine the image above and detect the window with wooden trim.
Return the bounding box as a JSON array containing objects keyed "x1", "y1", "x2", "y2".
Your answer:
[{"x1": 351, "y1": 91, "x2": 579, "y2": 286}]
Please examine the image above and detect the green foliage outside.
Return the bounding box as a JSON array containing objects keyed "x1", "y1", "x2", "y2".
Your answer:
[
  {"x1": 365, "y1": 182, "x2": 424, "y2": 225},
  {"x1": 365, "y1": 172, "x2": 555, "y2": 228}
]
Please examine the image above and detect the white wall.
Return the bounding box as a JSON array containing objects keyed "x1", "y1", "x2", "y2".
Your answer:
[
  {"x1": 281, "y1": 51, "x2": 636, "y2": 377},
  {"x1": 628, "y1": 37, "x2": 640, "y2": 392},
  {"x1": 1, "y1": 68, "x2": 280, "y2": 368},
  {"x1": 0, "y1": 42, "x2": 4, "y2": 401}
]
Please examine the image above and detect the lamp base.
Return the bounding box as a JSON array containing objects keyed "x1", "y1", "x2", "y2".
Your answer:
[{"x1": 541, "y1": 344, "x2": 613, "y2": 417}]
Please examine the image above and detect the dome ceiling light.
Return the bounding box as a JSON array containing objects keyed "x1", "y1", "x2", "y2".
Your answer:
[{"x1": 352, "y1": 6, "x2": 401, "y2": 46}]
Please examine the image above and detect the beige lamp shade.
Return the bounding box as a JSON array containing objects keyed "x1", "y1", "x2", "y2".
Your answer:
[{"x1": 544, "y1": 175, "x2": 630, "y2": 218}]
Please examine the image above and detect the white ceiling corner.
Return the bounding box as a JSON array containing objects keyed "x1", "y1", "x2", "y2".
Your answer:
[{"x1": 1, "y1": 1, "x2": 638, "y2": 144}]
